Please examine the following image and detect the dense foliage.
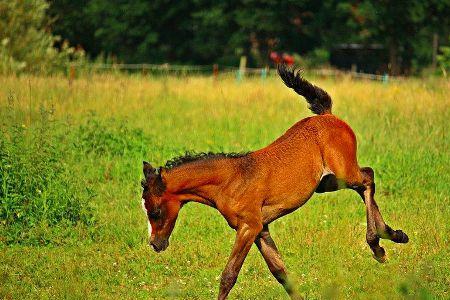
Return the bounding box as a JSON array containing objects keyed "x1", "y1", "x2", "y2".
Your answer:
[
  {"x1": 48, "y1": 0, "x2": 450, "y2": 73},
  {"x1": 0, "y1": 0, "x2": 83, "y2": 74},
  {"x1": 0, "y1": 105, "x2": 94, "y2": 244},
  {"x1": 0, "y1": 0, "x2": 448, "y2": 74}
]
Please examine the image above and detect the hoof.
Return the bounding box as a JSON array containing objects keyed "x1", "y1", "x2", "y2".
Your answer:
[
  {"x1": 392, "y1": 230, "x2": 409, "y2": 244},
  {"x1": 373, "y1": 247, "x2": 386, "y2": 263},
  {"x1": 373, "y1": 253, "x2": 387, "y2": 263}
]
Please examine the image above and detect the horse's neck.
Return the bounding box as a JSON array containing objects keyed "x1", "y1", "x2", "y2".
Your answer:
[{"x1": 165, "y1": 159, "x2": 233, "y2": 205}]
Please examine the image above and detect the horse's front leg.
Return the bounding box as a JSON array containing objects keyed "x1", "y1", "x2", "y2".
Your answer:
[
  {"x1": 255, "y1": 225, "x2": 302, "y2": 300},
  {"x1": 218, "y1": 221, "x2": 262, "y2": 300}
]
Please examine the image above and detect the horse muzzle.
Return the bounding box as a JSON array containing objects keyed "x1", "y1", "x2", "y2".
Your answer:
[{"x1": 149, "y1": 238, "x2": 169, "y2": 253}]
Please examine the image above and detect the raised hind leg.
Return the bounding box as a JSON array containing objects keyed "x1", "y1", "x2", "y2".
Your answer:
[
  {"x1": 316, "y1": 167, "x2": 408, "y2": 262},
  {"x1": 355, "y1": 167, "x2": 409, "y2": 262},
  {"x1": 255, "y1": 225, "x2": 302, "y2": 300}
]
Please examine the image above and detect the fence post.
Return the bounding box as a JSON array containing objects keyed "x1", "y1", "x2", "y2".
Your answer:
[
  {"x1": 237, "y1": 56, "x2": 247, "y2": 82},
  {"x1": 213, "y1": 64, "x2": 219, "y2": 81},
  {"x1": 260, "y1": 67, "x2": 267, "y2": 80},
  {"x1": 69, "y1": 65, "x2": 76, "y2": 86}
]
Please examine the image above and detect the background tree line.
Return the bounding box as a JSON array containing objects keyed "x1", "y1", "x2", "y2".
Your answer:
[
  {"x1": 1, "y1": 0, "x2": 450, "y2": 74},
  {"x1": 47, "y1": 0, "x2": 450, "y2": 74}
]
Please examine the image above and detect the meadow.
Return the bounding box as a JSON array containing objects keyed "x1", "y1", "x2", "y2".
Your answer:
[{"x1": 0, "y1": 72, "x2": 449, "y2": 299}]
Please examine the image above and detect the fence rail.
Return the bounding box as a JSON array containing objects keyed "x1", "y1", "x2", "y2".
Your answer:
[{"x1": 68, "y1": 63, "x2": 396, "y2": 83}]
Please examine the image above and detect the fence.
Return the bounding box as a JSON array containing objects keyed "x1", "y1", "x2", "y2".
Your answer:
[{"x1": 67, "y1": 63, "x2": 395, "y2": 84}]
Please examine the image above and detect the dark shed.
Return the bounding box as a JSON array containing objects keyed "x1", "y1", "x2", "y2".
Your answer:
[{"x1": 330, "y1": 43, "x2": 388, "y2": 74}]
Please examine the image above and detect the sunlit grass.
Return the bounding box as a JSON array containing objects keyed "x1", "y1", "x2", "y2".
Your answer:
[{"x1": 0, "y1": 73, "x2": 449, "y2": 299}]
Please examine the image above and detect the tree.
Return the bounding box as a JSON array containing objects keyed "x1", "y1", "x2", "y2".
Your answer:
[
  {"x1": 42, "y1": 0, "x2": 450, "y2": 73},
  {"x1": 352, "y1": 0, "x2": 450, "y2": 74},
  {"x1": 48, "y1": 0, "x2": 98, "y2": 56},
  {"x1": 0, "y1": 0, "x2": 82, "y2": 74},
  {"x1": 48, "y1": 0, "x2": 327, "y2": 66}
]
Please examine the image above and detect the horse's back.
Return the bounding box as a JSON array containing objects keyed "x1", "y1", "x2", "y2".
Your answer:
[{"x1": 256, "y1": 114, "x2": 357, "y2": 168}]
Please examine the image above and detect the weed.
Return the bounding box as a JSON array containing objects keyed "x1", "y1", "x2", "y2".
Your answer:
[{"x1": 0, "y1": 101, "x2": 95, "y2": 245}]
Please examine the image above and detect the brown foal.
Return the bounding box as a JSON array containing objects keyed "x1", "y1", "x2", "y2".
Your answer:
[{"x1": 141, "y1": 65, "x2": 409, "y2": 299}]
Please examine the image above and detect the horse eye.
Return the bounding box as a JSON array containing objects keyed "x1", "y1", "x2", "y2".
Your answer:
[{"x1": 148, "y1": 208, "x2": 161, "y2": 219}]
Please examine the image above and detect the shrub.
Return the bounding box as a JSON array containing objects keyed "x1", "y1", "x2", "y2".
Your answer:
[
  {"x1": 0, "y1": 0, "x2": 84, "y2": 75},
  {"x1": 0, "y1": 104, "x2": 95, "y2": 245},
  {"x1": 437, "y1": 46, "x2": 450, "y2": 77},
  {"x1": 77, "y1": 117, "x2": 147, "y2": 157},
  {"x1": 302, "y1": 48, "x2": 330, "y2": 68}
]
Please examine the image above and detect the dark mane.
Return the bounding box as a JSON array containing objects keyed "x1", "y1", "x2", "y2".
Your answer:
[{"x1": 164, "y1": 151, "x2": 249, "y2": 170}]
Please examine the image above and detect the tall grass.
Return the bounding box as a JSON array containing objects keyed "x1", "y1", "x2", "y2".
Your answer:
[
  {"x1": 0, "y1": 97, "x2": 96, "y2": 244},
  {"x1": 0, "y1": 73, "x2": 449, "y2": 299}
]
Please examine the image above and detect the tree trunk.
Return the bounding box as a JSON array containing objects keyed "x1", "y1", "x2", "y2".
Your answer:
[
  {"x1": 432, "y1": 33, "x2": 439, "y2": 71},
  {"x1": 388, "y1": 39, "x2": 399, "y2": 75}
]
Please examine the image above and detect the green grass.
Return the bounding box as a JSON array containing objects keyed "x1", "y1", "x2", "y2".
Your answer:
[{"x1": 0, "y1": 73, "x2": 449, "y2": 299}]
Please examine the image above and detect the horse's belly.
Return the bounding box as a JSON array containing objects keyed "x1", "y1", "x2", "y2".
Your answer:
[{"x1": 261, "y1": 186, "x2": 317, "y2": 224}]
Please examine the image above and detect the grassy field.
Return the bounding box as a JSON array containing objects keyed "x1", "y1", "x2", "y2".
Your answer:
[{"x1": 0, "y1": 72, "x2": 449, "y2": 299}]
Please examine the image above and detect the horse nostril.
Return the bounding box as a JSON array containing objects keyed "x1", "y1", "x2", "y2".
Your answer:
[{"x1": 149, "y1": 240, "x2": 160, "y2": 252}]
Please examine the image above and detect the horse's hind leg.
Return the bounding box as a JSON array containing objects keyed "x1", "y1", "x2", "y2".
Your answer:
[
  {"x1": 354, "y1": 167, "x2": 409, "y2": 250},
  {"x1": 316, "y1": 170, "x2": 387, "y2": 261},
  {"x1": 352, "y1": 167, "x2": 409, "y2": 262},
  {"x1": 317, "y1": 164, "x2": 409, "y2": 262}
]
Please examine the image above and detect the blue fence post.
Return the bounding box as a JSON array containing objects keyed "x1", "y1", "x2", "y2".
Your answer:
[
  {"x1": 236, "y1": 69, "x2": 242, "y2": 82},
  {"x1": 382, "y1": 73, "x2": 389, "y2": 84},
  {"x1": 260, "y1": 68, "x2": 267, "y2": 80}
]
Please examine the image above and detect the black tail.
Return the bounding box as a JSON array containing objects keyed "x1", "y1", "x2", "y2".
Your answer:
[{"x1": 277, "y1": 64, "x2": 332, "y2": 115}]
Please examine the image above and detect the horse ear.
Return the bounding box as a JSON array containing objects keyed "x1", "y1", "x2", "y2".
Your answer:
[
  {"x1": 158, "y1": 167, "x2": 167, "y2": 185},
  {"x1": 143, "y1": 161, "x2": 156, "y2": 178},
  {"x1": 153, "y1": 171, "x2": 167, "y2": 195}
]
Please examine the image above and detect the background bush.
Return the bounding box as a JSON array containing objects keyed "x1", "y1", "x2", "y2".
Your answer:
[
  {"x1": 0, "y1": 0, "x2": 83, "y2": 75},
  {"x1": 437, "y1": 46, "x2": 450, "y2": 76},
  {"x1": 77, "y1": 117, "x2": 147, "y2": 157},
  {"x1": 0, "y1": 103, "x2": 94, "y2": 245}
]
